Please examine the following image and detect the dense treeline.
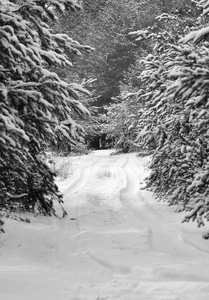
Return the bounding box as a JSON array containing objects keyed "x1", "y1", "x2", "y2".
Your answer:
[
  {"x1": 105, "y1": 0, "x2": 209, "y2": 231},
  {"x1": 56, "y1": 0, "x2": 195, "y2": 151},
  {"x1": 56, "y1": 0, "x2": 162, "y2": 107}
]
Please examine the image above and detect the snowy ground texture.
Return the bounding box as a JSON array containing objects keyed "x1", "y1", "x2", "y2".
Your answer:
[{"x1": 1, "y1": 150, "x2": 209, "y2": 300}]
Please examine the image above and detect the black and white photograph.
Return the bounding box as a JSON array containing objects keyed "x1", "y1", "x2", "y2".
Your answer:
[{"x1": 1, "y1": 1, "x2": 209, "y2": 299}]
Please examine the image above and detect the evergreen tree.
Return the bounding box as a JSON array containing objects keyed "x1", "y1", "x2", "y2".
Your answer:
[
  {"x1": 0, "y1": 0, "x2": 93, "y2": 217},
  {"x1": 103, "y1": 93, "x2": 143, "y2": 153},
  {"x1": 131, "y1": 0, "x2": 209, "y2": 230}
]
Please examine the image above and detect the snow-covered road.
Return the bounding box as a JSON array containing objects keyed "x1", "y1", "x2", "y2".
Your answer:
[{"x1": 1, "y1": 150, "x2": 209, "y2": 300}]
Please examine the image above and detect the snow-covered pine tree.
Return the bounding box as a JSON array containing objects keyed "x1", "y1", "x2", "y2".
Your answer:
[
  {"x1": 0, "y1": 0, "x2": 93, "y2": 217},
  {"x1": 103, "y1": 93, "x2": 143, "y2": 153},
  {"x1": 54, "y1": 79, "x2": 102, "y2": 155},
  {"x1": 132, "y1": 2, "x2": 209, "y2": 229},
  {"x1": 103, "y1": 2, "x2": 198, "y2": 155}
]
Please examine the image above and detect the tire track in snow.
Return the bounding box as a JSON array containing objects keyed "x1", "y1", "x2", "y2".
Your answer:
[
  {"x1": 63, "y1": 156, "x2": 101, "y2": 198},
  {"x1": 177, "y1": 229, "x2": 209, "y2": 256},
  {"x1": 60, "y1": 151, "x2": 209, "y2": 289},
  {"x1": 65, "y1": 156, "x2": 152, "y2": 274},
  {"x1": 118, "y1": 164, "x2": 206, "y2": 259},
  {"x1": 88, "y1": 251, "x2": 132, "y2": 274},
  {"x1": 57, "y1": 156, "x2": 102, "y2": 231},
  {"x1": 118, "y1": 161, "x2": 153, "y2": 252},
  {"x1": 119, "y1": 162, "x2": 148, "y2": 219}
]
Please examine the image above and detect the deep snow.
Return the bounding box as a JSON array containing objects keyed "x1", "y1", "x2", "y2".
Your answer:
[{"x1": 1, "y1": 150, "x2": 209, "y2": 300}]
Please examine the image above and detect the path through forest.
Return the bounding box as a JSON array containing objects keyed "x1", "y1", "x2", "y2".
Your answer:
[{"x1": 1, "y1": 150, "x2": 209, "y2": 300}]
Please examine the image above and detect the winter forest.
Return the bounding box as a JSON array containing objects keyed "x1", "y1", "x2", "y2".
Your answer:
[{"x1": 1, "y1": 0, "x2": 209, "y2": 299}]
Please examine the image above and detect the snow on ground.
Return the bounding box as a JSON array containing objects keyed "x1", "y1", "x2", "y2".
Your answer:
[{"x1": 1, "y1": 150, "x2": 209, "y2": 300}]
